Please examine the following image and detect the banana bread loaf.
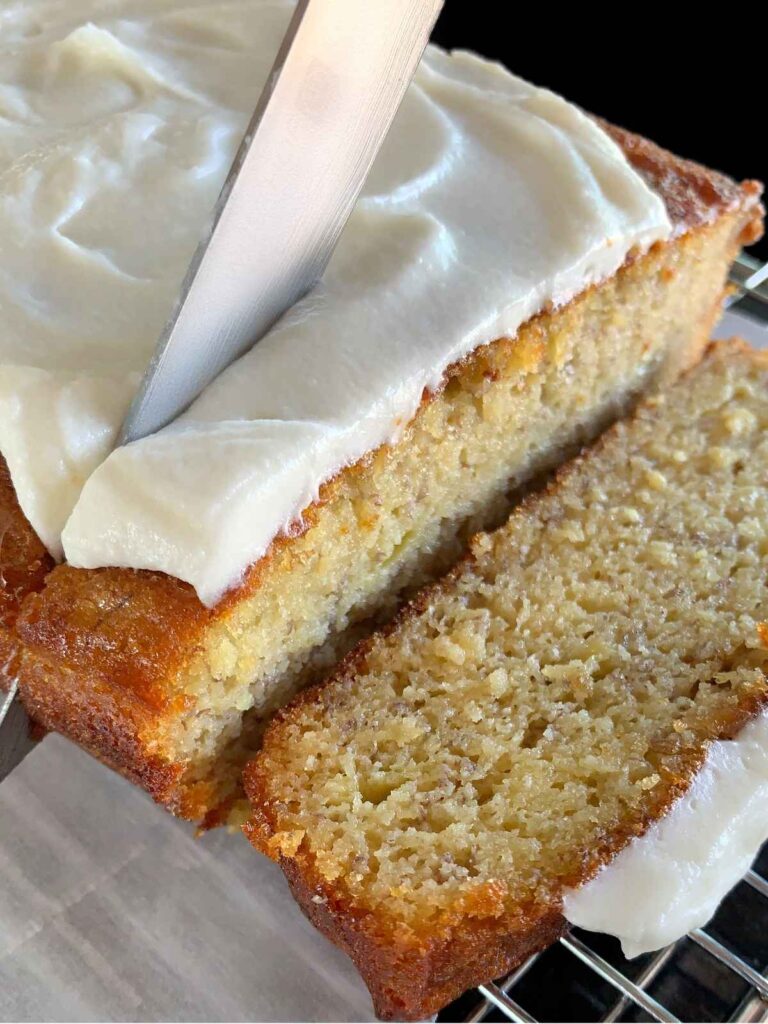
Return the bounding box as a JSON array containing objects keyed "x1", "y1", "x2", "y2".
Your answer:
[{"x1": 12, "y1": 150, "x2": 762, "y2": 822}]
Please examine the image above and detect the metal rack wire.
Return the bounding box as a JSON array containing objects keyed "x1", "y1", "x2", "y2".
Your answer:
[{"x1": 437, "y1": 252, "x2": 768, "y2": 1024}]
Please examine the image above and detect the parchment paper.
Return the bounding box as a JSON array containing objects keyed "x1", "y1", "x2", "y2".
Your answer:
[{"x1": 0, "y1": 736, "x2": 375, "y2": 1022}]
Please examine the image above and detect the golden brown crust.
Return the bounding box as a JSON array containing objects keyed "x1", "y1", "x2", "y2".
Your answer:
[
  {"x1": 9, "y1": 561, "x2": 210, "y2": 812},
  {"x1": 601, "y1": 121, "x2": 763, "y2": 244},
  {"x1": 0, "y1": 457, "x2": 53, "y2": 632},
  {"x1": 10, "y1": 127, "x2": 765, "y2": 819},
  {"x1": 9, "y1": 633, "x2": 186, "y2": 801},
  {"x1": 15, "y1": 565, "x2": 209, "y2": 709}
]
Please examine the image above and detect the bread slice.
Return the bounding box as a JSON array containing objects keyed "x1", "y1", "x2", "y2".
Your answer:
[
  {"x1": 10, "y1": 129, "x2": 763, "y2": 823},
  {"x1": 244, "y1": 342, "x2": 768, "y2": 1021}
]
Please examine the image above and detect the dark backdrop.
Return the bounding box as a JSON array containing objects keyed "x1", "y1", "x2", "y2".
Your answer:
[{"x1": 431, "y1": 6, "x2": 766, "y2": 261}]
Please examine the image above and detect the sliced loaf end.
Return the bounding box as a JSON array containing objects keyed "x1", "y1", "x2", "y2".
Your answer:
[{"x1": 245, "y1": 341, "x2": 768, "y2": 1020}]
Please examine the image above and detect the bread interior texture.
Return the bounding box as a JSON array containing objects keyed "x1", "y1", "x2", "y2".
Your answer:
[
  {"x1": 173, "y1": 225, "x2": 732, "y2": 814},
  {"x1": 245, "y1": 345, "x2": 768, "y2": 1018}
]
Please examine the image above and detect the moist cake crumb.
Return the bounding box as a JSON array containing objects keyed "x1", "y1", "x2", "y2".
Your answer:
[{"x1": 245, "y1": 342, "x2": 768, "y2": 1021}]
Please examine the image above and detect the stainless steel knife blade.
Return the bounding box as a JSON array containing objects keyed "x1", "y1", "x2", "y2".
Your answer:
[{"x1": 119, "y1": 0, "x2": 443, "y2": 445}]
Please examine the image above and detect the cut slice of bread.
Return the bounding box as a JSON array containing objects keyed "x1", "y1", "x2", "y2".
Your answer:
[
  {"x1": 9, "y1": 129, "x2": 763, "y2": 823},
  {"x1": 245, "y1": 342, "x2": 768, "y2": 1021}
]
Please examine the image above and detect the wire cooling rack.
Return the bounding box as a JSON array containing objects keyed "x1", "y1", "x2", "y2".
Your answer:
[{"x1": 437, "y1": 252, "x2": 768, "y2": 1024}]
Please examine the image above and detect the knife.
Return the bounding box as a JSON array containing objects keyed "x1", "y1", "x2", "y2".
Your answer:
[
  {"x1": 0, "y1": 0, "x2": 443, "y2": 780},
  {"x1": 119, "y1": 0, "x2": 443, "y2": 443}
]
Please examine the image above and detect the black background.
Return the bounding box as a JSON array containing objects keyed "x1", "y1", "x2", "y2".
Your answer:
[{"x1": 431, "y1": 5, "x2": 766, "y2": 260}]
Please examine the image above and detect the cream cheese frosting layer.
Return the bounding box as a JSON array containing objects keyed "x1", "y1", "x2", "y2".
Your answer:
[
  {"x1": 564, "y1": 712, "x2": 768, "y2": 958},
  {"x1": 0, "y1": 0, "x2": 672, "y2": 603}
]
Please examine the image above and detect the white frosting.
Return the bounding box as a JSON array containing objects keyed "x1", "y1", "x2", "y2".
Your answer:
[
  {"x1": 0, "y1": 1, "x2": 672, "y2": 602},
  {"x1": 0, "y1": 0, "x2": 294, "y2": 557},
  {"x1": 564, "y1": 712, "x2": 768, "y2": 958}
]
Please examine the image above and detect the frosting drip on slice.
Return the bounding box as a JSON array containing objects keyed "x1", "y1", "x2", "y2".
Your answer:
[{"x1": 564, "y1": 712, "x2": 768, "y2": 957}]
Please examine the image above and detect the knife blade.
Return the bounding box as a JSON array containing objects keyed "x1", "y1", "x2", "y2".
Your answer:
[
  {"x1": 119, "y1": 0, "x2": 443, "y2": 444},
  {"x1": 1, "y1": 0, "x2": 443, "y2": 779}
]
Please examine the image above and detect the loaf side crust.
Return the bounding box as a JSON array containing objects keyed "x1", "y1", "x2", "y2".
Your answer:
[{"x1": 0, "y1": 456, "x2": 55, "y2": 713}]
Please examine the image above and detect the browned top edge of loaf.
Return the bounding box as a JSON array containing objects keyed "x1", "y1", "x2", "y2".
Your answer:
[
  {"x1": 0, "y1": 456, "x2": 55, "y2": 711},
  {"x1": 601, "y1": 121, "x2": 762, "y2": 240},
  {"x1": 9, "y1": 128, "x2": 764, "y2": 807},
  {"x1": 243, "y1": 341, "x2": 768, "y2": 1021},
  {"x1": 0, "y1": 458, "x2": 53, "y2": 633}
]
